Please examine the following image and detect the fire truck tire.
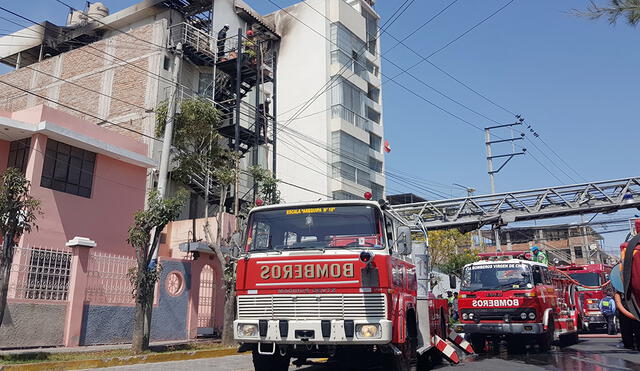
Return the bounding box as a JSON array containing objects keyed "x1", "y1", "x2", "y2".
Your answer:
[
  {"x1": 469, "y1": 334, "x2": 486, "y2": 353},
  {"x1": 252, "y1": 350, "x2": 291, "y2": 371},
  {"x1": 539, "y1": 316, "x2": 554, "y2": 352}
]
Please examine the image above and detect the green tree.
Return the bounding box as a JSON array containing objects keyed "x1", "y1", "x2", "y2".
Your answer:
[
  {"x1": 128, "y1": 189, "x2": 187, "y2": 353},
  {"x1": 249, "y1": 165, "x2": 282, "y2": 205},
  {"x1": 574, "y1": 0, "x2": 640, "y2": 26},
  {"x1": 428, "y1": 229, "x2": 479, "y2": 278},
  {"x1": 0, "y1": 168, "x2": 41, "y2": 327},
  {"x1": 438, "y1": 249, "x2": 481, "y2": 278}
]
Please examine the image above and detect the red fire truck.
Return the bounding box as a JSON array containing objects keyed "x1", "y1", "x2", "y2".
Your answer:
[
  {"x1": 456, "y1": 257, "x2": 579, "y2": 352},
  {"x1": 234, "y1": 200, "x2": 453, "y2": 370},
  {"x1": 556, "y1": 264, "x2": 612, "y2": 332}
]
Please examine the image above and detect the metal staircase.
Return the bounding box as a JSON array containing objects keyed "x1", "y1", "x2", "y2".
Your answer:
[{"x1": 391, "y1": 177, "x2": 640, "y2": 231}]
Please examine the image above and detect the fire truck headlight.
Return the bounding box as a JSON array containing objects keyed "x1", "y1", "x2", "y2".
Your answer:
[
  {"x1": 520, "y1": 312, "x2": 528, "y2": 320},
  {"x1": 356, "y1": 324, "x2": 381, "y2": 338},
  {"x1": 528, "y1": 312, "x2": 536, "y2": 320},
  {"x1": 468, "y1": 313, "x2": 475, "y2": 320},
  {"x1": 238, "y1": 324, "x2": 258, "y2": 337},
  {"x1": 462, "y1": 313, "x2": 468, "y2": 320}
]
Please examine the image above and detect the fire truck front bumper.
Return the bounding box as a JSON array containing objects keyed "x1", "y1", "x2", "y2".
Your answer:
[
  {"x1": 456, "y1": 322, "x2": 544, "y2": 335},
  {"x1": 234, "y1": 319, "x2": 393, "y2": 344}
]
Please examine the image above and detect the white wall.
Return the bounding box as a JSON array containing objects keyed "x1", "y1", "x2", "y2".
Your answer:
[{"x1": 273, "y1": 0, "x2": 331, "y2": 202}]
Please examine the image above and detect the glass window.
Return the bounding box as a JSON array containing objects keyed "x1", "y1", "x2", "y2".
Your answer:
[
  {"x1": 369, "y1": 157, "x2": 382, "y2": 173},
  {"x1": 362, "y1": 9, "x2": 378, "y2": 55},
  {"x1": 332, "y1": 191, "x2": 360, "y2": 200},
  {"x1": 371, "y1": 183, "x2": 384, "y2": 200},
  {"x1": 246, "y1": 205, "x2": 382, "y2": 251},
  {"x1": 569, "y1": 272, "x2": 600, "y2": 287},
  {"x1": 462, "y1": 263, "x2": 533, "y2": 290},
  {"x1": 369, "y1": 133, "x2": 381, "y2": 152},
  {"x1": 574, "y1": 246, "x2": 584, "y2": 259},
  {"x1": 41, "y1": 139, "x2": 95, "y2": 198},
  {"x1": 198, "y1": 73, "x2": 213, "y2": 98},
  {"x1": 7, "y1": 138, "x2": 31, "y2": 173}
]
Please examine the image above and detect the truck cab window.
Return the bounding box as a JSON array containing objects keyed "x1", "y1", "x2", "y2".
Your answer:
[{"x1": 532, "y1": 266, "x2": 544, "y2": 285}]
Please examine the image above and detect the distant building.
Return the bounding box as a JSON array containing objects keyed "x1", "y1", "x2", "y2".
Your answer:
[
  {"x1": 480, "y1": 224, "x2": 607, "y2": 265},
  {"x1": 387, "y1": 193, "x2": 427, "y2": 205}
]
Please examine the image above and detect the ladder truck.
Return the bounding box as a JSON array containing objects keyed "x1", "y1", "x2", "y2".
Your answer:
[{"x1": 234, "y1": 199, "x2": 462, "y2": 371}]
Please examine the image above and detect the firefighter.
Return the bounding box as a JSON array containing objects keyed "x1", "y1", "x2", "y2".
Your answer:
[
  {"x1": 599, "y1": 295, "x2": 617, "y2": 335},
  {"x1": 530, "y1": 245, "x2": 548, "y2": 265},
  {"x1": 217, "y1": 24, "x2": 229, "y2": 60}
]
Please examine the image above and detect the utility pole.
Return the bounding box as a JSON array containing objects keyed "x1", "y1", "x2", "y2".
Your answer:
[
  {"x1": 153, "y1": 42, "x2": 183, "y2": 264},
  {"x1": 233, "y1": 28, "x2": 242, "y2": 216},
  {"x1": 484, "y1": 119, "x2": 525, "y2": 252},
  {"x1": 484, "y1": 120, "x2": 526, "y2": 194},
  {"x1": 157, "y1": 43, "x2": 183, "y2": 197}
]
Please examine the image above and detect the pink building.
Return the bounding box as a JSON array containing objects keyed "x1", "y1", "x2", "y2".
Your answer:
[
  {"x1": 0, "y1": 104, "x2": 153, "y2": 254},
  {"x1": 1, "y1": 104, "x2": 230, "y2": 348}
]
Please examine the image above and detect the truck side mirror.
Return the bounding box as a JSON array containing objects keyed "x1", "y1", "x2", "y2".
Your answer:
[
  {"x1": 396, "y1": 226, "x2": 412, "y2": 255},
  {"x1": 449, "y1": 274, "x2": 457, "y2": 289}
]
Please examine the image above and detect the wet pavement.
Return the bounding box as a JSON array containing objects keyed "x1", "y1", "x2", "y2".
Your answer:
[
  {"x1": 436, "y1": 336, "x2": 640, "y2": 371},
  {"x1": 95, "y1": 336, "x2": 640, "y2": 370}
]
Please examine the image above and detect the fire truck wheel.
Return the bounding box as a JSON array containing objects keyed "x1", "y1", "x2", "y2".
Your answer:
[
  {"x1": 469, "y1": 334, "x2": 486, "y2": 353},
  {"x1": 539, "y1": 316, "x2": 555, "y2": 352},
  {"x1": 252, "y1": 349, "x2": 291, "y2": 371}
]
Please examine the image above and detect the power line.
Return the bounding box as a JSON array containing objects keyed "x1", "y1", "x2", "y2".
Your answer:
[{"x1": 0, "y1": 79, "x2": 159, "y2": 141}]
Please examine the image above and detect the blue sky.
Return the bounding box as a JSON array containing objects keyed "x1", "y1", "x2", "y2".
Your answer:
[{"x1": 1, "y1": 0, "x2": 638, "y2": 251}]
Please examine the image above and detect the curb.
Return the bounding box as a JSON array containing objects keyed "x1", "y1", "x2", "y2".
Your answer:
[{"x1": 0, "y1": 347, "x2": 238, "y2": 371}]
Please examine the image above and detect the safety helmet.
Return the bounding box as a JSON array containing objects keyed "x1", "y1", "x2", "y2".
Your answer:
[{"x1": 530, "y1": 245, "x2": 540, "y2": 252}]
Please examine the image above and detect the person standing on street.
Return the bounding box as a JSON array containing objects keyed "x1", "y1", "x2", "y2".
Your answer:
[{"x1": 600, "y1": 295, "x2": 617, "y2": 335}]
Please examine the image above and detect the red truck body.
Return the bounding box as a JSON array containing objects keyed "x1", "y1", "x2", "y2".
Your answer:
[
  {"x1": 234, "y1": 200, "x2": 450, "y2": 370},
  {"x1": 455, "y1": 258, "x2": 578, "y2": 351},
  {"x1": 556, "y1": 264, "x2": 612, "y2": 331}
]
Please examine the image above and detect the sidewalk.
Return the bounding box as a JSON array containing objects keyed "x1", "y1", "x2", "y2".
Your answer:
[
  {"x1": 0, "y1": 339, "x2": 218, "y2": 356},
  {"x1": 0, "y1": 339, "x2": 235, "y2": 371}
]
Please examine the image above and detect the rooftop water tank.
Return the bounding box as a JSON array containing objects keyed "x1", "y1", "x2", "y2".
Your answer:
[{"x1": 88, "y1": 2, "x2": 109, "y2": 21}]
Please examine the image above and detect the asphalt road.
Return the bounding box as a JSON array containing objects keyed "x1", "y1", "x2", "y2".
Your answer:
[{"x1": 95, "y1": 336, "x2": 640, "y2": 371}]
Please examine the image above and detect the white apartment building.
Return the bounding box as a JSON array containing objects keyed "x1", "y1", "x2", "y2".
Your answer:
[{"x1": 271, "y1": 0, "x2": 386, "y2": 202}]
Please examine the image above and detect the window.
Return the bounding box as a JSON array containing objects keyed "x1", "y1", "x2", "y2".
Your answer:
[
  {"x1": 369, "y1": 133, "x2": 381, "y2": 152},
  {"x1": 198, "y1": 72, "x2": 213, "y2": 98},
  {"x1": 362, "y1": 9, "x2": 378, "y2": 55},
  {"x1": 7, "y1": 138, "x2": 31, "y2": 173},
  {"x1": 532, "y1": 266, "x2": 544, "y2": 285},
  {"x1": 371, "y1": 183, "x2": 384, "y2": 200},
  {"x1": 163, "y1": 56, "x2": 171, "y2": 70},
  {"x1": 26, "y1": 248, "x2": 72, "y2": 300},
  {"x1": 41, "y1": 139, "x2": 96, "y2": 198},
  {"x1": 369, "y1": 157, "x2": 382, "y2": 173},
  {"x1": 574, "y1": 246, "x2": 584, "y2": 259},
  {"x1": 333, "y1": 191, "x2": 360, "y2": 200},
  {"x1": 246, "y1": 205, "x2": 381, "y2": 251},
  {"x1": 367, "y1": 83, "x2": 380, "y2": 102},
  {"x1": 366, "y1": 106, "x2": 380, "y2": 124},
  {"x1": 331, "y1": 131, "x2": 369, "y2": 164}
]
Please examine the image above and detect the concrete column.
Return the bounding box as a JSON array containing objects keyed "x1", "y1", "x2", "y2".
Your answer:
[{"x1": 63, "y1": 237, "x2": 96, "y2": 347}]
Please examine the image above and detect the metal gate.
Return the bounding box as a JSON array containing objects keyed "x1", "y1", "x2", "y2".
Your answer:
[{"x1": 197, "y1": 264, "x2": 217, "y2": 337}]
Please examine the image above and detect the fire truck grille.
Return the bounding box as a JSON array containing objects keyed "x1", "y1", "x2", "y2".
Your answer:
[{"x1": 237, "y1": 293, "x2": 387, "y2": 320}]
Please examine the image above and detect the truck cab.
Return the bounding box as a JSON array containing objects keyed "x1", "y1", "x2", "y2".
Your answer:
[
  {"x1": 233, "y1": 200, "x2": 447, "y2": 370},
  {"x1": 456, "y1": 258, "x2": 578, "y2": 351},
  {"x1": 556, "y1": 264, "x2": 612, "y2": 332}
]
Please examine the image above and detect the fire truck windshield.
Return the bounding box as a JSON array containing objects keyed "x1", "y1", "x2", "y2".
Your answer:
[
  {"x1": 245, "y1": 205, "x2": 383, "y2": 252},
  {"x1": 461, "y1": 263, "x2": 533, "y2": 291},
  {"x1": 569, "y1": 272, "x2": 600, "y2": 289}
]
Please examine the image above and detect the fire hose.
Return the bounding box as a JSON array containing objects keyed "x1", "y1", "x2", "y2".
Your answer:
[{"x1": 549, "y1": 267, "x2": 611, "y2": 290}]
